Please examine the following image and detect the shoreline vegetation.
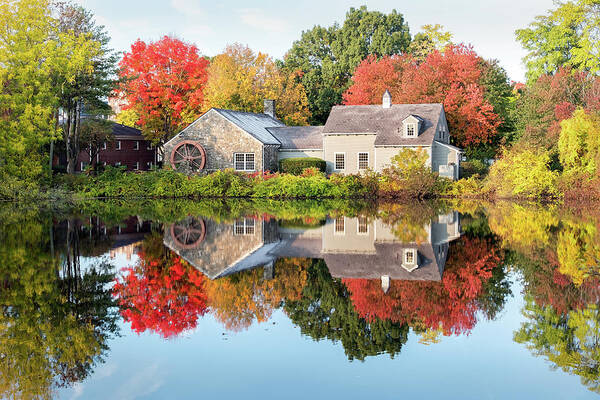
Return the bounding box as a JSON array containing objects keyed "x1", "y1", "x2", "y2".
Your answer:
[{"x1": 3, "y1": 2, "x2": 600, "y2": 205}]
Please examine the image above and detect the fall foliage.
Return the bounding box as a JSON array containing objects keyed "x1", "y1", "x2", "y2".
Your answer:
[
  {"x1": 117, "y1": 36, "x2": 210, "y2": 145},
  {"x1": 343, "y1": 45, "x2": 501, "y2": 149},
  {"x1": 113, "y1": 233, "x2": 208, "y2": 337},
  {"x1": 203, "y1": 44, "x2": 311, "y2": 125}
]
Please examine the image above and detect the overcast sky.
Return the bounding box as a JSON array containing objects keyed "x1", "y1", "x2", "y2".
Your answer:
[{"x1": 75, "y1": 0, "x2": 555, "y2": 82}]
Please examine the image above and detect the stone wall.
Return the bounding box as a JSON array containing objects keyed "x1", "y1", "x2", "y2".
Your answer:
[
  {"x1": 163, "y1": 110, "x2": 266, "y2": 172},
  {"x1": 263, "y1": 144, "x2": 280, "y2": 172}
]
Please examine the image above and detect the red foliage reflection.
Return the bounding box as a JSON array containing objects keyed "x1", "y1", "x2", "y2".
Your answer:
[
  {"x1": 113, "y1": 252, "x2": 208, "y2": 338},
  {"x1": 344, "y1": 237, "x2": 502, "y2": 335}
]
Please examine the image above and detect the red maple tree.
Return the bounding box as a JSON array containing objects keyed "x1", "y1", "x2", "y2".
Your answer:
[
  {"x1": 343, "y1": 236, "x2": 502, "y2": 335},
  {"x1": 343, "y1": 44, "x2": 501, "y2": 148},
  {"x1": 117, "y1": 35, "x2": 209, "y2": 144},
  {"x1": 113, "y1": 251, "x2": 208, "y2": 338}
]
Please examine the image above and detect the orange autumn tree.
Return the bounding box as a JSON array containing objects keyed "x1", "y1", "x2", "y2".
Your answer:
[
  {"x1": 204, "y1": 258, "x2": 309, "y2": 331},
  {"x1": 343, "y1": 44, "x2": 501, "y2": 149},
  {"x1": 113, "y1": 233, "x2": 208, "y2": 338},
  {"x1": 117, "y1": 35, "x2": 210, "y2": 145},
  {"x1": 343, "y1": 236, "x2": 503, "y2": 335}
]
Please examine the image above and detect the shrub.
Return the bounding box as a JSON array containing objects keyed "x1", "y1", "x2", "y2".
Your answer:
[
  {"x1": 445, "y1": 175, "x2": 486, "y2": 197},
  {"x1": 279, "y1": 157, "x2": 326, "y2": 175},
  {"x1": 486, "y1": 147, "x2": 559, "y2": 199},
  {"x1": 460, "y1": 160, "x2": 489, "y2": 178},
  {"x1": 379, "y1": 148, "x2": 444, "y2": 198}
]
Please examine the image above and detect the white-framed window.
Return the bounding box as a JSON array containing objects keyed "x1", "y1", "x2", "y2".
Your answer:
[
  {"x1": 146, "y1": 142, "x2": 153, "y2": 150},
  {"x1": 115, "y1": 162, "x2": 121, "y2": 167},
  {"x1": 334, "y1": 152, "x2": 345, "y2": 170},
  {"x1": 80, "y1": 161, "x2": 85, "y2": 171},
  {"x1": 146, "y1": 161, "x2": 153, "y2": 170},
  {"x1": 404, "y1": 249, "x2": 415, "y2": 264},
  {"x1": 134, "y1": 141, "x2": 139, "y2": 150},
  {"x1": 102, "y1": 141, "x2": 107, "y2": 150},
  {"x1": 334, "y1": 217, "x2": 345, "y2": 235},
  {"x1": 358, "y1": 152, "x2": 369, "y2": 170},
  {"x1": 357, "y1": 216, "x2": 369, "y2": 234},
  {"x1": 233, "y1": 218, "x2": 255, "y2": 235},
  {"x1": 116, "y1": 141, "x2": 121, "y2": 150},
  {"x1": 135, "y1": 161, "x2": 140, "y2": 170},
  {"x1": 234, "y1": 153, "x2": 255, "y2": 171},
  {"x1": 406, "y1": 123, "x2": 416, "y2": 137}
]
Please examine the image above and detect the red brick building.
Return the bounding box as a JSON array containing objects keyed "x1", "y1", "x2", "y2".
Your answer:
[{"x1": 76, "y1": 123, "x2": 157, "y2": 172}]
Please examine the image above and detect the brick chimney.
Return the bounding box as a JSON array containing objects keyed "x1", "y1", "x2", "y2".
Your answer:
[
  {"x1": 382, "y1": 89, "x2": 392, "y2": 108},
  {"x1": 264, "y1": 99, "x2": 276, "y2": 119}
]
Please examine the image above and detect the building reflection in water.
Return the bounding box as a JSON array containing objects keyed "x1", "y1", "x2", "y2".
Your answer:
[{"x1": 164, "y1": 212, "x2": 461, "y2": 287}]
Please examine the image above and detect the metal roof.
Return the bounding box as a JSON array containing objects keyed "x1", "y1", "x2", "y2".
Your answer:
[
  {"x1": 213, "y1": 108, "x2": 284, "y2": 145},
  {"x1": 267, "y1": 126, "x2": 324, "y2": 150}
]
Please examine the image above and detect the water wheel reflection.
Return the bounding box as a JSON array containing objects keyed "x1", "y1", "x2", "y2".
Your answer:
[{"x1": 171, "y1": 217, "x2": 206, "y2": 249}]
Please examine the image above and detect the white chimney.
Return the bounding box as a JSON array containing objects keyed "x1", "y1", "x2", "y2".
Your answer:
[{"x1": 382, "y1": 89, "x2": 392, "y2": 109}]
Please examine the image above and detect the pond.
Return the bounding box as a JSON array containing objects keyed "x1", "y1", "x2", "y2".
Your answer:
[{"x1": 1, "y1": 199, "x2": 599, "y2": 399}]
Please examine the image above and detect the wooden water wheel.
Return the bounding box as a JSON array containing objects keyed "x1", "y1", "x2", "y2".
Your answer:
[
  {"x1": 171, "y1": 217, "x2": 206, "y2": 249},
  {"x1": 170, "y1": 141, "x2": 206, "y2": 173}
]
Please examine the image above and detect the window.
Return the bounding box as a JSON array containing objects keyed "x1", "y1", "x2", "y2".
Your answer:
[
  {"x1": 357, "y1": 216, "x2": 368, "y2": 234},
  {"x1": 358, "y1": 152, "x2": 369, "y2": 170},
  {"x1": 134, "y1": 141, "x2": 139, "y2": 150},
  {"x1": 334, "y1": 217, "x2": 345, "y2": 234},
  {"x1": 404, "y1": 249, "x2": 415, "y2": 264},
  {"x1": 334, "y1": 153, "x2": 345, "y2": 170},
  {"x1": 135, "y1": 162, "x2": 140, "y2": 170},
  {"x1": 146, "y1": 161, "x2": 153, "y2": 170},
  {"x1": 115, "y1": 162, "x2": 121, "y2": 167},
  {"x1": 233, "y1": 218, "x2": 255, "y2": 235},
  {"x1": 406, "y1": 123, "x2": 416, "y2": 137},
  {"x1": 146, "y1": 142, "x2": 153, "y2": 150},
  {"x1": 234, "y1": 153, "x2": 255, "y2": 171},
  {"x1": 102, "y1": 141, "x2": 107, "y2": 150},
  {"x1": 116, "y1": 141, "x2": 121, "y2": 150}
]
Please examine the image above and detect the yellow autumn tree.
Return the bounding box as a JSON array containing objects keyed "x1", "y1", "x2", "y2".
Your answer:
[{"x1": 203, "y1": 43, "x2": 311, "y2": 125}]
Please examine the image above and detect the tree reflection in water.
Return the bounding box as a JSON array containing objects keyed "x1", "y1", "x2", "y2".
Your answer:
[
  {"x1": 0, "y1": 210, "x2": 118, "y2": 399},
  {"x1": 4, "y1": 199, "x2": 600, "y2": 395}
]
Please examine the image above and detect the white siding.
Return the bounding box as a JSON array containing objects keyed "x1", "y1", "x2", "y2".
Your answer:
[
  {"x1": 278, "y1": 150, "x2": 324, "y2": 160},
  {"x1": 374, "y1": 146, "x2": 432, "y2": 172},
  {"x1": 323, "y1": 134, "x2": 377, "y2": 173}
]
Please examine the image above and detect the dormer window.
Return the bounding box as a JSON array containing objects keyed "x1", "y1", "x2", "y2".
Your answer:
[
  {"x1": 402, "y1": 115, "x2": 421, "y2": 138},
  {"x1": 404, "y1": 249, "x2": 415, "y2": 264}
]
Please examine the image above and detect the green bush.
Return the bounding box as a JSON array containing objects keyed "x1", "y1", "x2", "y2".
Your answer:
[
  {"x1": 379, "y1": 148, "x2": 445, "y2": 199},
  {"x1": 460, "y1": 160, "x2": 488, "y2": 178},
  {"x1": 279, "y1": 157, "x2": 326, "y2": 175}
]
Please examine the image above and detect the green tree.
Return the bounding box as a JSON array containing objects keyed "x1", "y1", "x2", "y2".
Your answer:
[
  {"x1": 283, "y1": 6, "x2": 411, "y2": 124},
  {"x1": 515, "y1": 297, "x2": 600, "y2": 393},
  {"x1": 516, "y1": 0, "x2": 600, "y2": 81},
  {"x1": 0, "y1": 209, "x2": 118, "y2": 399},
  {"x1": 283, "y1": 259, "x2": 409, "y2": 361},
  {"x1": 0, "y1": 0, "x2": 62, "y2": 184},
  {"x1": 408, "y1": 24, "x2": 453, "y2": 61},
  {"x1": 53, "y1": 2, "x2": 118, "y2": 174}
]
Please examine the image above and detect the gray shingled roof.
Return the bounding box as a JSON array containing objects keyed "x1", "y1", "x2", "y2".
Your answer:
[
  {"x1": 325, "y1": 243, "x2": 444, "y2": 281},
  {"x1": 111, "y1": 123, "x2": 143, "y2": 138},
  {"x1": 213, "y1": 108, "x2": 285, "y2": 145},
  {"x1": 323, "y1": 103, "x2": 443, "y2": 146},
  {"x1": 267, "y1": 126, "x2": 324, "y2": 150}
]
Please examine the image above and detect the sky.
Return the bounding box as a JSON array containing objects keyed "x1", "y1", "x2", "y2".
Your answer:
[{"x1": 74, "y1": 0, "x2": 556, "y2": 82}]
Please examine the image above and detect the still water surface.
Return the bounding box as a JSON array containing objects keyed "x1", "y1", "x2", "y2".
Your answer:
[{"x1": 2, "y1": 200, "x2": 599, "y2": 399}]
